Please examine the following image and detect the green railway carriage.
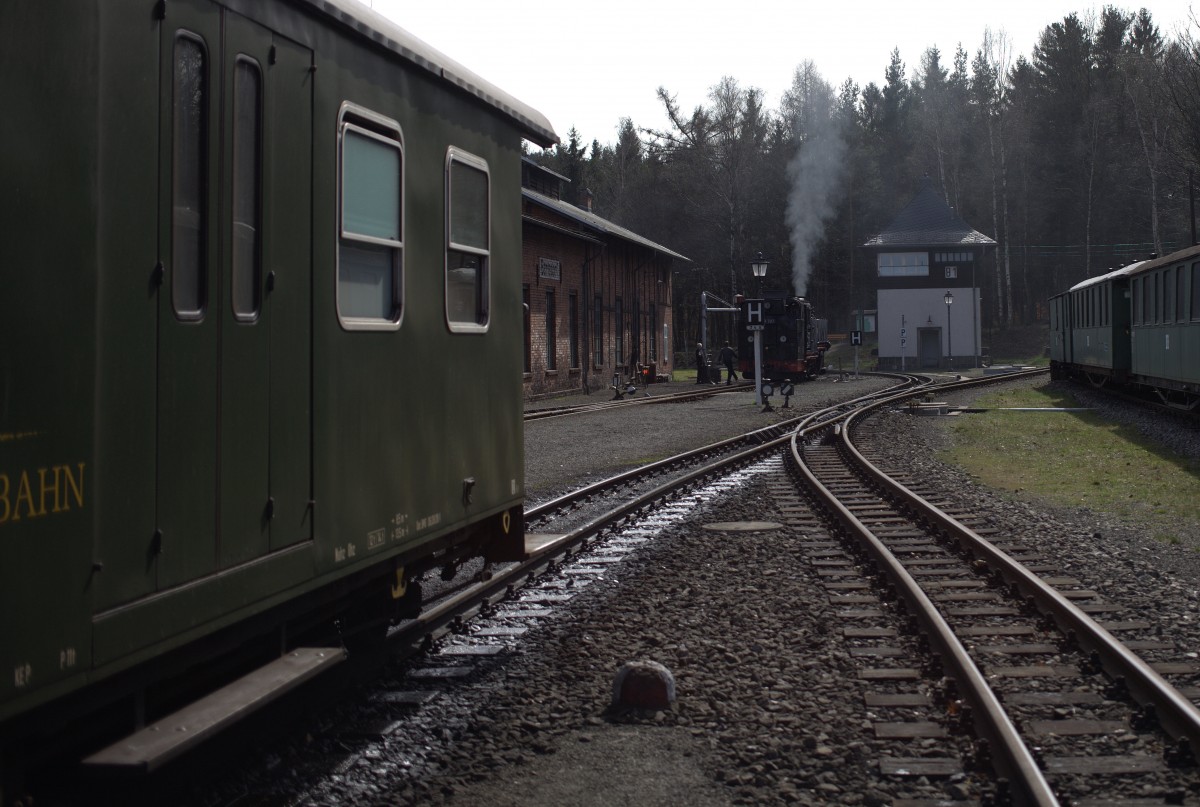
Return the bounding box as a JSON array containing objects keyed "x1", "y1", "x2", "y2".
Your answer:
[
  {"x1": 1128, "y1": 246, "x2": 1200, "y2": 407},
  {"x1": 1048, "y1": 263, "x2": 1139, "y2": 382},
  {"x1": 1049, "y1": 245, "x2": 1200, "y2": 410},
  {"x1": 0, "y1": 0, "x2": 555, "y2": 768}
]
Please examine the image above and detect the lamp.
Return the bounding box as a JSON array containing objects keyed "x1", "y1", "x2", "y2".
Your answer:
[
  {"x1": 944, "y1": 290, "x2": 954, "y2": 370},
  {"x1": 750, "y1": 253, "x2": 769, "y2": 408},
  {"x1": 751, "y1": 252, "x2": 769, "y2": 297}
]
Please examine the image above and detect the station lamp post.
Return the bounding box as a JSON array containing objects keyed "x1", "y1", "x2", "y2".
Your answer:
[
  {"x1": 944, "y1": 290, "x2": 954, "y2": 371},
  {"x1": 752, "y1": 252, "x2": 768, "y2": 297},
  {"x1": 751, "y1": 254, "x2": 769, "y2": 406}
]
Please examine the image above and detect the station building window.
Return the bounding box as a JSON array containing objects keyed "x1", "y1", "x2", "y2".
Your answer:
[
  {"x1": 446, "y1": 149, "x2": 490, "y2": 330},
  {"x1": 568, "y1": 292, "x2": 579, "y2": 369},
  {"x1": 593, "y1": 294, "x2": 603, "y2": 366},
  {"x1": 649, "y1": 303, "x2": 658, "y2": 362},
  {"x1": 522, "y1": 285, "x2": 531, "y2": 374},
  {"x1": 545, "y1": 290, "x2": 556, "y2": 370},
  {"x1": 337, "y1": 104, "x2": 403, "y2": 329},
  {"x1": 614, "y1": 296, "x2": 624, "y2": 365}
]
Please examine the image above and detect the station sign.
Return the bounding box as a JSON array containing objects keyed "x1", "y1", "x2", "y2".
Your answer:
[{"x1": 743, "y1": 299, "x2": 765, "y2": 331}]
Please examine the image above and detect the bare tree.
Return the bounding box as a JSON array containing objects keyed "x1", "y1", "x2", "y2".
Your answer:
[
  {"x1": 973, "y1": 28, "x2": 1015, "y2": 326},
  {"x1": 647, "y1": 77, "x2": 768, "y2": 302},
  {"x1": 1120, "y1": 9, "x2": 1168, "y2": 255}
]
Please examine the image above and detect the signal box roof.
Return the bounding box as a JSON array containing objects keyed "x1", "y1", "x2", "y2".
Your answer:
[{"x1": 863, "y1": 176, "x2": 996, "y2": 249}]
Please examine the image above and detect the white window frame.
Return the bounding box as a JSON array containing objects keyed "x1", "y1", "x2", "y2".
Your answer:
[
  {"x1": 445, "y1": 147, "x2": 491, "y2": 333},
  {"x1": 336, "y1": 103, "x2": 404, "y2": 331},
  {"x1": 878, "y1": 252, "x2": 929, "y2": 277}
]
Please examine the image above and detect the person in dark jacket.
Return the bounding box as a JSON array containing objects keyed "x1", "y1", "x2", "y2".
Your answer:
[
  {"x1": 695, "y1": 342, "x2": 711, "y2": 384},
  {"x1": 718, "y1": 341, "x2": 738, "y2": 385}
]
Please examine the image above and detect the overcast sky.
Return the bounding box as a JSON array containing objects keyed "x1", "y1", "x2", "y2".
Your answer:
[{"x1": 369, "y1": 1, "x2": 1197, "y2": 149}]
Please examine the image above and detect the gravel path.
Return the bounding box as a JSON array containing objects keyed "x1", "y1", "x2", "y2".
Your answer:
[{"x1": 524, "y1": 377, "x2": 894, "y2": 502}]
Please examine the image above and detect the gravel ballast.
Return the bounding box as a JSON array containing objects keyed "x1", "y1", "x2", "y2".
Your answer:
[{"x1": 169, "y1": 373, "x2": 1200, "y2": 806}]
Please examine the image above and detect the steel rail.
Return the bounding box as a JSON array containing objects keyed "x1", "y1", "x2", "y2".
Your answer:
[
  {"x1": 838, "y1": 385, "x2": 1200, "y2": 760},
  {"x1": 402, "y1": 426, "x2": 801, "y2": 649},
  {"x1": 409, "y1": 375, "x2": 931, "y2": 652},
  {"x1": 525, "y1": 374, "x2": 926, "y2": 524},
  {"x1": 524, "y1": 383, "x2": 749, "y2": 421},
  {"x1": 787, "y1": 370, "x2": 1061, "y2": 807}
]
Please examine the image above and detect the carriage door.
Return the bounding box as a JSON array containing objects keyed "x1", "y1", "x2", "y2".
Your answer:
[{"x1": 157, "y1": 2, "x2": 312, "y2": 590}]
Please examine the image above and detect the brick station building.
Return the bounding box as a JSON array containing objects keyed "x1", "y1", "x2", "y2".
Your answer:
[{"x1": 521, "y1": 158, "x2": 690, "y2": 397}]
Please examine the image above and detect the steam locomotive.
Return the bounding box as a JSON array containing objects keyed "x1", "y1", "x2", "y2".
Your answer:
[{"x1": 736, "y1": 292, "x2": 830, "y2": 382}]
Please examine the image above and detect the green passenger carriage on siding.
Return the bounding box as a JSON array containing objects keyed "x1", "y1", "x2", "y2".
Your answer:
[
  {"x1": 0, "y1": 0, "x2": 555, "y2": 782},
  {"x1": 1049, "y1": 244, "x2": 1200, "y2": 410}
]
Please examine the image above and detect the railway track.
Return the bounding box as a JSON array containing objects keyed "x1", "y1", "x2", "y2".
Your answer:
[
  {"x1": 395, "y1": 374, "x2": 930, "y2": 659},
  {"x1": 785, "y1": 371, "x2": 1200, "y2": 804},
  {"x1": 523, "y1": 380, "x2": 750, "y2": 421},
  {"x1": 59, "y1": 369, "x2": 1087, "y2": 806}
]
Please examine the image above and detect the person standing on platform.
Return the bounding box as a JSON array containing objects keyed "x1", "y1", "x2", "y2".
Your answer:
[
  {"x1": 695, "y1": 342, "x2": 710, "y2": 384},
  {"x1": 718, "y1": 341, "x2": 738, "y2": 385}
]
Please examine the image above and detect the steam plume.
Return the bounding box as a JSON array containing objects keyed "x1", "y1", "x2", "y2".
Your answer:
[{"x1": 783, "y1": 65, "x2": 847, "y2": 297}]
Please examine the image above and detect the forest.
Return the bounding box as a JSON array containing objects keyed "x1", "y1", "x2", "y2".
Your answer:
[{"x1": 525, "y1": 7, "x2": 1200, "y2": 350}]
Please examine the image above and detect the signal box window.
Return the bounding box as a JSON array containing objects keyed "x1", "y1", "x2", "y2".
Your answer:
[
  {"x1": 446, "y1": 149, "x2": 490, "y2": 330},
  {"x1": 338, "y1": 105, "x2": 403, "y2": 329}
]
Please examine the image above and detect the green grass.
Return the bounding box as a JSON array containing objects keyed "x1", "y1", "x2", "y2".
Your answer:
[{"x1": 941, "y1": 384, "x2": 1200, "y2": 545}]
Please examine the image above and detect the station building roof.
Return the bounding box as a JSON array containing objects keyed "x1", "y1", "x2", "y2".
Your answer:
[{"x1": 523, "y1": 188, "x2": 691, "y2": 263}]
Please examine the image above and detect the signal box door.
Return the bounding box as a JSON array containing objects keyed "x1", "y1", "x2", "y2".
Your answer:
[
  {"x1": 154, "y1": 1, "x2": 312, "y2": 591},
  {"x1": 918, "y1": 328, "x2": 941, "y2": 369}
]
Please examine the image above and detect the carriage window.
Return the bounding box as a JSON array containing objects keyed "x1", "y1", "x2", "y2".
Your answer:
[
  {"x1": 1193, "y1": 263, "x2": 1200, "y2": 321},
  {"x1": 232, "y1": 58, "x2": 262, "y2": 321},
  {"x1": 446, "y1": 149, "x2": 489, "y2": 330},
  {"x1": 1155, "y1": 272, "x2": 1163, "y2": 323},
  {"x1": 338, "y1": 107, "x2": 403, "y2": 328},
  {"x1": 1177, "y1": 267, "x2": 1186, "y2": 322},
  {"x1": 173, "y1": 34, "x2": 208, "y2": 320},
  {"x1": 1165, "y1": 269, "x2": 1175, "y2": 323},
  {"x1": 1144, "y1": 276, "x2": 1152, "y2": 324}
]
